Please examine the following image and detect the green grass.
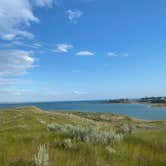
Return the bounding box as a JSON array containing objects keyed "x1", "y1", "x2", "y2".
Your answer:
[{"x1": 0, "y1": 106, "x2": 165, "y2": 166}]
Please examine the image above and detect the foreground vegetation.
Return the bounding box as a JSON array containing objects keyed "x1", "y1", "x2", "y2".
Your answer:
[{"x1": 0, "y1": 106, "x2": 165, "y2": 166}]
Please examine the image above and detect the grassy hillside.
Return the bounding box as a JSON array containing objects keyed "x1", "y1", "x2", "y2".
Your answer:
[{"x1": 0, "y1": 106, "x2": 165, "y2": 166}]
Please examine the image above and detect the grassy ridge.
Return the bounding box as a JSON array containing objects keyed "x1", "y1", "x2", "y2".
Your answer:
[{"x1": 0, "y1": 106, "x2": 165, "y2": 166}]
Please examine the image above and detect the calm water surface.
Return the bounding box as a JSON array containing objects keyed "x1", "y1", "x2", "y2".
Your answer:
[{"x1": 0, "y1": 101, "x2": 166, "y2": 120}]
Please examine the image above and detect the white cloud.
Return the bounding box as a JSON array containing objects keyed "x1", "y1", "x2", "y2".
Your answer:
[
  {"x1": 0, "y1": 0, "x2": 56, "y2": 40},
  {"x1": 54, "y1": 43, "x2": 73, "y2": 53},
  {"x1": 0, "y1": 88, "x2": 31, "y2": 96},
  {"x1": 0, "y1": 78, "x2": 18, "y2": 86},
  {"x1": 0, "y1": 0, "x2": 39, "y2": 40},
  {"x1": 73, "y1": 90, "x2": 87, "y2": 95},
  {"x1": 66, "y1": 9, "x2": 83, "y2": 23},
  {"x1": 0, "y1": 49, "x2": 35, "y2": 76},
  {"x1": 2, "y1": 41, "x2": 40, "y2": 49},
  {"x1": 34, "y1": 0, "x2": 55, "y2": 7},
  {"x1": 33, "y1": 43, "x2": 42, "y2": 48},
  {"x1": 107, "y1": 52, "x2": 118, "y2": 57},
  {"x1": 1, "y1": 34, "x2": 16, "y2": 40},
  {"x1": 76, "y1": 51, "x2": 94, "y2": 56},
  {"x1": 107, "y1": 52, "x2": 129, "y2": 57}
]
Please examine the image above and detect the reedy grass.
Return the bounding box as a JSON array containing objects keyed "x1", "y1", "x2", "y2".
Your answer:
[{"x1": 34, "y1": 144, "x2": 49, "y2": 166}]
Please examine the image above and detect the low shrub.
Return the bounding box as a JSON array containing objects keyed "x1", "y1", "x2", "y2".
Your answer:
[
  {"x1": 62, "y1": 138, "x2": 73, "y2": 149},
  {"x1": 48, "y1": 123, "x2": 123, "y2": 145},
  {"x1": 47, "y1": 123, "x2": 62, "y2": 131}
]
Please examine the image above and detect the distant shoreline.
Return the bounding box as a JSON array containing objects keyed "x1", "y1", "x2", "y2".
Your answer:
[
  {"x1": 105, "y1": 97, "x2": 166, "y2": 108},
  {"x1": 105, "y1": 102, "x2": 166, "y2": 108}
]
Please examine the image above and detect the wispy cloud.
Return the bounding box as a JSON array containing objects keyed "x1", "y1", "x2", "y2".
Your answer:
[
  {"x1": 33, "y1": 0, "x2": 55, "y2": 7},
  {"x1": 53, "y1": 43, "x2": 73, "y2": 53},
  {"x1": 76, "y1": 51, "x2": 94, "y2": 56},
  {"x1": 107, "y1": 52, "x2": 129, "y2": 57},
  {"x1": 0, "y1": 0, "x2": 56, "y2": 40},
  {"x1": 0, "y1": 88, "x2": 32, "y2": 96},
  {"x1": 66, "y1": 9, "x2": 83, "y2": 23},
  {"x1": 0, "y1": 78, "x2": 18, "y2": 86},
  {"x1": 0, "y1": 1, "x2": 38, "y2": 40},
  {"x1": 1, "y1": 34, "x2": 16, "y2": 41},
  {"x1": 0, "y1": 48, "x2": 37, "y2": 102},
  {"x1": 73, "y1": 90, "x2": 87, "y2": 95},
  {"x1": 0, "y1": 49, "x2": 35, "y2": 77},
  {"x1": 32, "y1": 43, "x2": 42, "y2": 48},
  {"x1": 2, "y1": 40, "x2": 43, "y2": 49},
  {"x1": 0, "y1": 78, "x2": 32, "y2": 87},
  {"x1": 107, "y1": 52, "x2": 118, "y2": 57}
]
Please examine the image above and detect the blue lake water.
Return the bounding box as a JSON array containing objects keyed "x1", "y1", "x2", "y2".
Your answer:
[{"x1": 0, "y1": 101, "x2": 166, "y2": 120}]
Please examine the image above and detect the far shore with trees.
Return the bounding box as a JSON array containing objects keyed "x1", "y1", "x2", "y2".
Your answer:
[{"x1": 105, "y1": 97, "x2": 166, "y2": 107}]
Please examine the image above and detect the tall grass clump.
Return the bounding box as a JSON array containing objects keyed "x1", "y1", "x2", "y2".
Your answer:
[
  {"x1": 120, "y1": 123, "x2": 135, "y2": 135},
  {"x1": 34, "y1": 145, "x2": 49, "y2": 166},
  {"x1": 48, "y1": 123, "x2": 123, "y2": 145}
]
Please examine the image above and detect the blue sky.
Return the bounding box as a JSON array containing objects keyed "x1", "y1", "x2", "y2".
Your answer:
[{"x1": 0, "y1": 0, "x2": 166, "y2": 102}]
